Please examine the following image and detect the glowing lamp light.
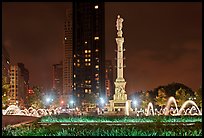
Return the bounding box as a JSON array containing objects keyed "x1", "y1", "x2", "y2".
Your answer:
[
  {"x1": 94, "y1": 5, "x2": 98, "y2": 9},
  {"x1": 46, "y1": 98, "x2": 51, "y2": 103},
  {"x1": 61, "y1": 101, "x2": 64, "y2": 104},
  {"x1": 100, "y1": 97, "x2": 105, "y2": 105},
  {"x1": 70, "y1": 100, "x2": 74, "y2": 104},
  {"x1": 133, "y1": 101, "x2": 137, "y2": 106}
]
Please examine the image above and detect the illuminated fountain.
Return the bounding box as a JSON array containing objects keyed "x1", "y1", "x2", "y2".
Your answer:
[
  {"x1": 164, "y1": 96, "x2": 179, "y2": 116},
  {"x1": 3, "y1": 105, "x2": 22, "y2": 115},
  {"x1": 189, "y1": 106, "x2": 198, "y2": 115},
  {"x1": 3, "y1": 105, "x2": 59, "y2": 117},
  {"x1": 146, "y1": 102, "x2": 154, "y2": 116},
  {"x1": 142, "y1": 96, "x2": 202, "y2": 116},
  {"x1": 178, "y1": 100, "x2": 202, "y2": 116}
]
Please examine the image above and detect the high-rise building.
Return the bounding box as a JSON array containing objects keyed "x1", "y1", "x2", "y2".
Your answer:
[
  {"x1": 9, "y1": 64, "x2": 29, "y2": 107},
  {"x1": 105, "y1": 60, "x2": 114, "y2": 100},
  {"x1": 73, "y1": 2, "x2": 105, "y2": 107},
  {"x1": 63, "y1": 6, "x2": 73, "y2": 104},
  {"x1": 17, "y1": 63, "x2": 29, "y2": 107},
  {"x1": 52, "y1": 62, "x2": 63, "y2": 99}
]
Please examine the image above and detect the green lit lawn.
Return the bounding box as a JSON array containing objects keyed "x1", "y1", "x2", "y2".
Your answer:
[
  {"x1": 40, "y1": 115, "x2": 202, "y2": 123},
  {"x1": 2, "y1": 115, "x2": 202, "y2": 136}
]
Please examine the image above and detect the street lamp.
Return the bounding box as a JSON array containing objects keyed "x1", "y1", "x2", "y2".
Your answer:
[
  {"x1": 70, "y1": 100, "x2": 74, "y2": 109},
  {"x1": 100, "y1": 97, "x2": 105, "y2": 105},
  {"x1": 133, "y1": 100, "x2": 137, "y2": 112},
  {"x1": 46, "y1": 98, "x2": 51, "y2": 103}
]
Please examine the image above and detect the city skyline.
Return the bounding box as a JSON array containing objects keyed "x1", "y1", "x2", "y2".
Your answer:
[{"x1": 2, "y1": 2, "x2": 202, "y2": 94}]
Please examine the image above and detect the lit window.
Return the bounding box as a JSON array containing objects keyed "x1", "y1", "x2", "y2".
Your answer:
[
  {"x1": 95, "y1": 74, "x2": 99, "y2": 77},
  {"x1": 85, "y1": 50, "x2": 88, "y2": 53},
  {"x1": 74, "y1": 54, "x2": 76, "y2": 57},
  {"x1": 88, "y1": 59, "x2": 91, "y2": 62},
  {"x1": 85, "y1": 63, "x2": 88, "y2": 66},
  {"x1": 65, "y1": 37, "x2": 67, "y2": 40},
  {"x1": 89, "y1": 89, "x2": 91, "y2": 92},
  {"x1": 85, "y1": 59, "x2": 88, "y2": 62},
  {"x1": 88, "y1": 63, "x2": 91, "y2": 66},
  {"x1": 85, "y1": 41, "x2": 87, "y2": 44},
  {"x1": 95, "y1": 65, "x2": 99, "y2": 68},
  {"x1": 85, "y1": 89, "x2": 88, "y2": 93},
  {"x1": 95, "y1": 5, "x2": 98, "y2": 9},
  {"x1": 95, "y1": 49, "x2": 99, "y2": 52},
  {"x1": 74, "y1": 74, "x2": 76, "y2": 78},
  {"x1": 94, "y1": 37, "x2": 99, "y2": 40},
  {"x1": 88, "y1": 54, "x2": 91, "y2": 57},
  {"x1": 7, "y1": 61, "x2": 10, "y2": 64},
  {"x1": 74, "y1": 63, "x2": 76, "y2": 66},
  {"x1": 77, "y1": 59, "x2": 80, "y2": 62},
  {"x1": 77, "y1": 63, "x2": 80, "y2": 67},
  {"x1": 88, "y1": 50, "x2": 91, "y2": 53},
  {"x1": 85, "y1": 80, "x2": 88, "y2": 83}
]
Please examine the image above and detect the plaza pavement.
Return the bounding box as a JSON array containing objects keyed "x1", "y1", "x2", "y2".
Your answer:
[{"x1": 2, "y1": 115, "x2": 39, "y2": 128}]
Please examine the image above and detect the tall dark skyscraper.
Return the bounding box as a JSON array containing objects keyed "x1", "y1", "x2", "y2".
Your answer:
[
  {"x1": 52, "y1": 62, "x2": 63, "y2": 100},
  {"x1": 105, "y1": 60, "x2": 114, "y2": 100},
  {"x1": 63, "y1": 6, "x2": 73, "y2": 104},
  {"x1": 73, "y1": 2, "x2": 105, "y2": 107}
]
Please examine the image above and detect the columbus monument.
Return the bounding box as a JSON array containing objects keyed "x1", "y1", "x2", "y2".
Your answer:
[{"x1": 108, "y1": 15, "x2": 132, "y2": 115}]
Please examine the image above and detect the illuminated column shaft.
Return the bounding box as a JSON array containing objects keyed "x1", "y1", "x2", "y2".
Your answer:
[{"x1": 116, "y1": 37, "x2": 125, "y2": 80}]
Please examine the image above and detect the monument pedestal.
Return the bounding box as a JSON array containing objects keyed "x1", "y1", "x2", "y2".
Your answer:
[{"x1": 108, "y1": 91, "x2": 132, "y2": 116}]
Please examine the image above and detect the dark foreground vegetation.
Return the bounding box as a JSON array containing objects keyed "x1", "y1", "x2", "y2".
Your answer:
[{"x1": 2, "y1": 115, "x2": 202, "y2": 136}]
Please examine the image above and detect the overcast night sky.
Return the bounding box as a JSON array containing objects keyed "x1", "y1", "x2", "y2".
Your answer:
[{"x1": 2, "y1": 2, "x2": 202, "y2": 94}]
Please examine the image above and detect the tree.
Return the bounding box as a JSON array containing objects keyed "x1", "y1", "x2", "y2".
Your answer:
[
  {"x1": 2, "y1": 76, "x2": 10, "y2": 108},
  {"x1": 139, "y1": 91, "x2": 152, "y2": 109},
  {"x1": 175, "y1": 88, "x2": 190, "y2": 107},
  {"x1": 194, "y1": 87, "x2": 202, "y2": 108},
  {"x1": 27, "y1": 86, "x2": 43, "y2": 109},
  {"x1": 153, "y1": 82, "x2": 194, "y2": 97},
  {"x1": 154, "y1": 88, "x2": 167, "y2": 108},
  {"x1": 84, "y1": 94, "x2": 97, "y2": 104}
]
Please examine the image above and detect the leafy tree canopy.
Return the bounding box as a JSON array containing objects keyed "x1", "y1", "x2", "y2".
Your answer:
[{"x1": 152, "y1": 82, "x2": 195, "y2": 98}]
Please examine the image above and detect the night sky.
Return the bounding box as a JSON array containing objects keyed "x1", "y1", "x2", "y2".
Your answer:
[{"x1": 2, "y1": 2, "x2": 202, "y2": 94}]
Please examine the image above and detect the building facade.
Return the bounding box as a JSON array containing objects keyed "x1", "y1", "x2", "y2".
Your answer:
[
  {"x1": 17, "y1": 63, "x2": 29, "y2": 107},
  {"x1": 63, "y1": 6, "x2": 73, "y2": 104},
  {"x1": 52, "y1": 62, "x2": 63, "y2": 100},
  {"x1": 105, "y1": 60, "x2": 114, "y2": 100},
  {"x1": 73, "y1": 2, "x2": 105, "y2": 107},
  {"x1": 9, "y1": 64, "x2": 29, "y2": 107}
]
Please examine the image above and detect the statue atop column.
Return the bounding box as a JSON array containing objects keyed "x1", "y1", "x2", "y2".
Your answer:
[{"x1": 116, "y1": 15, "x2": 124, "y2": 37}]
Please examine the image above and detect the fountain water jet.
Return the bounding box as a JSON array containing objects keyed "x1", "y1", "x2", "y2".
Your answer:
[
  {"x1": 3, "y1": 105, "x2": 22, "y2": 115},
  {"x1": 146, "y1": 102, "x2": 154, "y2": 116},
  {"x1": 164, "y1": 97, "x2": 179, "y2": 116},
  {"x1": 178, "y1": 100, "x2": 201, "y2": 115}
]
